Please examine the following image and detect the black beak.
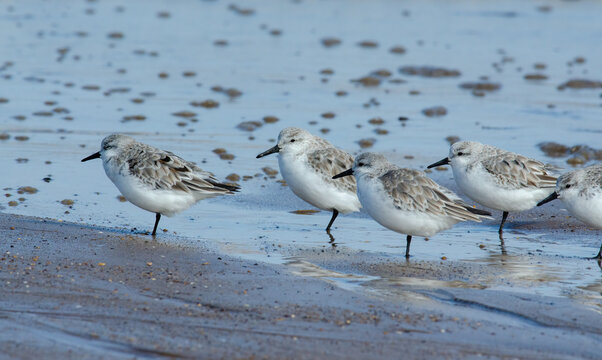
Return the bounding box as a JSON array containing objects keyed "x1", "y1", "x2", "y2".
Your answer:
[
  {"x1": 333, "y1": 168, "x2": 353, "y2": 179},
  {"x1": 81, "y1": 152, "x2": 101, "y2": 162},
  {"x1": 537, "y1": 192, "x2": 558, "y2": 207},
  {"x1": 256, "y1": 145, "x2": 280, "y2": 159},
  {"x1": 427, "y1": 157, "x2": 450, "y2": 169}
]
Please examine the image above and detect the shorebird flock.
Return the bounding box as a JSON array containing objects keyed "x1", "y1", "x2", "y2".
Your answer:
[{"x1": 82, "y1": 129, "x2": 602, "y2": 259}]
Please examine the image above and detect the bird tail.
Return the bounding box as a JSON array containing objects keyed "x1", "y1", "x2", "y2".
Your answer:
[
  {"x1": 464, "y1": 206, "x2": 493, "y2": 219},
  {"x1": 208, "y1": 180, "x2": 240, "y2": 193}
]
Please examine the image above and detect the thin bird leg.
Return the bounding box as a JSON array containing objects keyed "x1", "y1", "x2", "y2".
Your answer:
[
  {"x1": 326, "y1": 209, "x2": 339, "y2": 232},
  {"x1": 405, "y1": 235, "x2": 412, "y2": 258},
  {"x1": 152, "y1": 213, "x2": 161, "y2": 236},
  {"x1": 327, "y1": 232, "x2": 336, "y2": 247},
  {"x1": 498, "y1": 211, "x2": 509, "y2": 234}
]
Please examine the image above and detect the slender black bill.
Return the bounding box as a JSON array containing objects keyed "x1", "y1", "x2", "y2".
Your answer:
[
  {"x1": 537, "y1": 192, "x2": 558, "y2": 206},
  {"x1": 256, "y1": 145, "x2": 280, "y2": 159},
  {"x1": 332, "y1": 168, "x2": 353, "y2": 179},
  {"x1": 81, "y1": 152, "x2": 101, "y2": 162},
  {"x1": 427, "y1": 157, "x2": 450, "y2": 169}
]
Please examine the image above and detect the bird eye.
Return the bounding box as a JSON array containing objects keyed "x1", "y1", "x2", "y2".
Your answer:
[
  {"x1": 290, "y1": 139, "x2": 296, "y2": 143},
  {"x1": 565, "y1": 184, "x2": 571, "y2": 189},
  {"x1": 457, "y1": 151, "x2": 464, "y2": 156},
  {"x1": 358, "y1": 162, "x2": 365, "y2": 167}
]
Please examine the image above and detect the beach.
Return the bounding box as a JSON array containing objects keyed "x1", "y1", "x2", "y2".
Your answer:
[
  {"x1": 1, "y1": 213, "x2": 601, "y2": 359},
  {"x1": 1, "y1": 0, "x2": 601, "y2": 358}
]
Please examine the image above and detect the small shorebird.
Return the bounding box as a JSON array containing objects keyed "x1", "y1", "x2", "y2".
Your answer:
[
  {"x1": 256, "y1": 127, "x2": 360, "y2": 234},
  {"x1": 428, "y1": 141, "x2": 557, "y2": 235},
  {"x1": 334, "y1": 152, "x2": 491, "y2": 257},
  {"x1": 82, "y1": 134, "x2": 239, "y2": 236},
  {"x1": 537, "y1": 163, "x2": 602, "y2": 259}
]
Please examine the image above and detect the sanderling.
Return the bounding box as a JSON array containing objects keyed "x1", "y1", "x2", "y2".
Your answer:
[
  {"x1": 428, "y1": 141, "x2": 557, "y2": 235},
  {"x1": 334, "y1": 152, "x2": 491, "y2": 257},
  {"x1": 256, "y1": 127, "x2": 360, "y2": 234},
  {"x1": 82, "y1": 134, "x2": 239, "y2": 236},
  {"x1": 537, "y1": 163, "x2": 602, "y2": 259}
]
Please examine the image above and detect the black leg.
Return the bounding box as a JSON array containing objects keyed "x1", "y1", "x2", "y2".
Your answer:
[
  {"x1": 152, "y1": 213, "x2": 161, "y2": 236},
  {"x1": 405, "y1": 235, "x2": 412, "y2": 258},
  {"x1": 326, "y1": 209, "x2": 339, "y2": 232},
  {"x1": 327, "y1": 232, "x2": 336, "y2": 247},
  {"x1": 498, "y1": 211, "x2": 509, "y2": 234}
]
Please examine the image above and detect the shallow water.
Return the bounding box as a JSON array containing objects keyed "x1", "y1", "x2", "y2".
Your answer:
[{"x1": 1, "y1": 0, "x2": 601, "y2": 304}]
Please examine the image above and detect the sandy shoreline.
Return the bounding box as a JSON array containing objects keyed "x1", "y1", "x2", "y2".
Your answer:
[
  {"x1": 1, "y1": 213, "x2": 600, "y2": 359},
  {"x1": 1, "y1": 0, "x2": 602, "y2": 358}
]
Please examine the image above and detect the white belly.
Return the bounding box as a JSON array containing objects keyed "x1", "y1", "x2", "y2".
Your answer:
[
  {"x1": 357, "y1": 178, "x2": 459, "y2": 237},
  {"x1": 562, "y1": 194, "x2": 602, "y2": 229},
  {"x1": 453, "y1": 166, "x2": 554, "y2": 212},
  {"x1": 278, "y1": 154, "x2": 360, "y2": 213},
  {"x1": 104, "y1": 162, "x2": 197, "y2": 217}
]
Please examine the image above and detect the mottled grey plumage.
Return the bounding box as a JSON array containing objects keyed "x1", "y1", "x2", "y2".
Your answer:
[
  {"x1": 481, "y1": 153, "x2": 557, "y2": 190},
  {"x1": 557, "y1": 163, "x2": 602, "y2": 200},
  {"x1": 103, "y1": 134, "x2": 237, "y2": 195},
  {"x1": 307, "y1": 147, "x2": 356, "y2": 194},
  {"x1": 83, "y1": 134, "x2": 239, "y2": 236},
  {"x1": 257, "y1": 127, "x2": 361, "y2": 232},
  {"x1": 537, "y1": 163, "x2": 602, "y2": 258},
  {"x1": 379, "y1": 167, "x2": 488, "y2": 222},
  {"x1": 345, "y1": 152, "x2": 491, "y2": 257},
  {"x1": 457, "y1": 141, "x2": 557, "y2": 190},
  {"x1": 430, "y1": 141, "x2": 559, "y2": 234}
]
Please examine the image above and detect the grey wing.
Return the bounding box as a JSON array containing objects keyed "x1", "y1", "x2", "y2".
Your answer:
[
  {"x1": 128, "y1": 146, "x2": 238, "y2": 194},
  {"x1": 482, "y1": 153, "x2": 557, "y2": 189},
  {"x1": 381, "y1": 169, "x2": 488, "y2": 222},
  {"x1": 307, "y1": 147, "x2": 356, "y2": 192}
]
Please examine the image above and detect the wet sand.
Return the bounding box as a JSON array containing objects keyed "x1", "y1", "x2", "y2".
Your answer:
[{"x1": 1, "y1": 213, "x2": 600, "y2": 359}]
